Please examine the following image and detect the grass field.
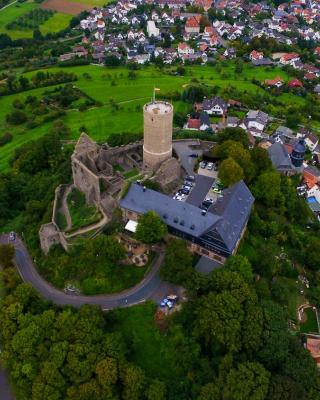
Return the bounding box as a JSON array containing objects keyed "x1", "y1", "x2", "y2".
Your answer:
[
  {"x1": 0, "y1": 1, "x2": 38, "y2": 38},
  {"x1": 0, "y1": 1, "x2": 70, "y2": 38},
  {"x1": 111, "y1": 302, "x2": 181, "y2": 383},
  {"x1": 67, "y1": 0, "x2": 109, "y2": 6},
  {"x1": 300, "y1": 307, "x2": 319, "y2": 334},
  {"x1": 0, "y1": 63, "x2": 309, "y2": 172}
]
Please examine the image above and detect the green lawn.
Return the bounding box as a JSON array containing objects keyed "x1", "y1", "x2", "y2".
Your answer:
[
  {"x1": 38, "y1": 12, "x2": 71, "y2": 35},
  {"x1": 0, "y1": 1, "x2": 70, "y2": 39},
  {"x1": 111, "y1": 302, "x2": 181, "y2": 382},
  {"x1": 67, "y1": 188, "x2": 101, "y2": 231},
  {"x1": 0, "y1": 64, "x2": 309, "y2": 172},
  {"x1": 0, "y1": 1, "x2": 38, "y2": 39},
  {"x1": 123, "y1": 168, "x2": 139, "y2": 179},
  {"x1": 67, "y1": 0, "x2": 110, "y2": 6},
  {"x1": 56, "y1": 210, "x2": 67, "y2": 231},
  {"x1": 300, "y1": 307, "x2": 319, "y2": 334}
]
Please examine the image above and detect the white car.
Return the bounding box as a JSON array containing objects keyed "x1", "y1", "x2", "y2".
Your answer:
[
  {"x1": 207, "y1": 162, "x2": 213, "y2": 170},
  {"x1": 9, "y1": 232, "x2": 16, "y2": 241}
]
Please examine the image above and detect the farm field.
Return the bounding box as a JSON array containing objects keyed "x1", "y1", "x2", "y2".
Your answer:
[
  {"x1": 0, "y1": 0, "x2": 71, "y2": 38},
  {"x1": 41, "y1": 0, "x2": 91, "y2": 14},
  {"x1": 66, "y1": 0, "x2": 108, "y2": 6},
  {"x1": 0, "y1": 63, "x2": 308, "y2": 172}
]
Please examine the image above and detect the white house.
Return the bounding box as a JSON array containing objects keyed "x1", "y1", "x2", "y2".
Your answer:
[{"x1": 147, "y1": 20, "x2": 160, "y2": 37}]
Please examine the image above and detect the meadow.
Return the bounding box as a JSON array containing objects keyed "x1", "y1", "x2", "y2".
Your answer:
[
  {"x1": 0, "y1": 63, "x2": 306, "y2": 172},
  {"x1": 0, "y1": 0, "x2": 70, "y2": 38},
  {"x1": 66, "y1": 0, "x2": 110, "y2": 6}
]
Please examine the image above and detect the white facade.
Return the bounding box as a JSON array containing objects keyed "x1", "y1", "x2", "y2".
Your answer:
[{"x1": 147, "y1": 20, "x2": 160, "y2": 37}]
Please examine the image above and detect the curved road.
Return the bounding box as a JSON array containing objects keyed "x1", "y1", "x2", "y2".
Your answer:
[{"x1": 1, "y1": 234, "x2": 166, "y2": 310}]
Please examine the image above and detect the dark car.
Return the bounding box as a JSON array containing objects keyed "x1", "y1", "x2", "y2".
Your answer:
[{"x1": 189, "y1": 153, "x2": 198, "y2": 158}]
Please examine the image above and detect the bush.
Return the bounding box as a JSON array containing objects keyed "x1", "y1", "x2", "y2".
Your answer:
[
  {"x1": 6, "y1": 109, "x2": 28, "y2": 125},
  {"x1": 0, "y1": 132, "x2": 13, "y2": 147}
]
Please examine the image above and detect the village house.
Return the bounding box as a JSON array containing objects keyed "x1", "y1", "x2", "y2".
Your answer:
[
  {"x1": 147, "y1": 20, "x2": 160, "y2": 37},
  {"x1": 178, "y1": 42, "x2": 194, "y2": 56},
  {"x1": 249, "y1": 50, "x2": 264, "y2": 61},
  {"x1": 264, "y1": 76, "x2": 284, "y2": 88},
  {"x1": 297, "y1": 131, "x2": 319, "y2": 151},
  {"x1": 240, "y1": 110, "x2": 269, "y2": 137},
  {"x1": 185, "y1": 16, "x2": 201, "y2": 35},
  {"x1": 279, "y1": 52, "x2": 300, "y2": 65},
  {"x1": 202, "y1": 97, "x2": 228, "y2": 115}
]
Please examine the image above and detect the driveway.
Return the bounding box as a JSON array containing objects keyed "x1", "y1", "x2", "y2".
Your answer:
[{"x1": 173, "y1": 140, "x2": 203, "y2": 175}]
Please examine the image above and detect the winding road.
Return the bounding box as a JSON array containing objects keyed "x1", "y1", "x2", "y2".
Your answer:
[{"x1": 0, "y1": 234, "x2": 169, "y2": 310}]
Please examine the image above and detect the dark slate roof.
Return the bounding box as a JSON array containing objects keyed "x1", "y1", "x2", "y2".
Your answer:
[
  {"x1": 267, "y1": 142, "x2": 293, "y2": 171},
  {"x1": 200, "y1": 112, "x2": 210, "y2": 126},
  {"x1": 203, "y1": 96, "x2": 228, "y2": 112},
  {"x1": 121, "y1": 180, "x2": 254, "y2": 253},
  {"x1": 252, "y1": 58, "x2": 274, "y2": 66},
  {"x1": 186, "y1": 175, "x2": 214, "y2": 207},
  {"x1": 120, "y1": 183, "x2": 222, "y2": 237},
  {"x1": 208, "y1": 180, "x2": 255, "y2": 251}
]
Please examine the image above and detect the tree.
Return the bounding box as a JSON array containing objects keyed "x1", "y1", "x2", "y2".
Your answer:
[
  {"x1": 120, "y1": 363, "x2": 145, "y2": 400},
  {"x1": 218, "y1": 127, "x2": 249, "y2": 147},
  {"x1": 267, "y1": 374, "x2": 305, "y2": 400},
  {"x1": 0, "y1": 244, "x2": 15, "y2": 268},
  {"x1": 250, "y1": 147, "x2": 272, "y2": 175},
  {"x1": 95, "y1": 357, "x2": 118, "y2": 397},
  {"x1": 223, "y1": 362, "x2": 270, "y2": 400},
  {"x1": 224, "y1": 255, "x2": 253, "y2": 281},
  {"x1": 194, "y1": 290, "x2": 244, "y2": 352},
  {"x1": 198, "y1": 383, "x2": 220, "y2": 400},
  {"x1": 218, "y1": 158, "x2": 244, "y2": 186},
  {"x1": 146, "y1": 379, "x2": 167, "y2": 400},
  {"x1": 253, "y1": 171, "x2": 283, "y2": 206},
  {"x1": 135, "y1": 211, "x2": 167, "y2": 244},
  {"x1": 105, "y1": 55, "x2": 122, "y2": 67},
  {"x1": 86, "y1": 235, "x2": 126, "y2": 264},
  {"x1": 160, "y1": 239, "x2": 200, "y2": 289},
  {"x1": 6, "y1": 110, "x2": 28, "y2": 125},
  {"x1": 258, "y1": 300, "x2": 289, "y2": 369}
]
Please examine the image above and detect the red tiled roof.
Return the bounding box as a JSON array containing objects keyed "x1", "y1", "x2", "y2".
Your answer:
[
  {"x1": 288, "y1": 79, "x2": 303, "y2": 88},
  {"x1": 187, "y1": 118, "x2": 201, "y2": 129}
]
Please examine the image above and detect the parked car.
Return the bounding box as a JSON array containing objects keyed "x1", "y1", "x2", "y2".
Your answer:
[
  {"x1": 200, "y1": 161, "x2": 207, "y2": 169},
  {"x1": 207, "y1": 162, "x2": 214, "y2": 170},
  {"x1": 189, "y1": 153, "x2": 198, "y2": 158},
  {"x1": 9, "y1": 232, "x2": 16, "y2": 241},
  {"x1": 186, "y1": 175, "x2": 195, "y2": 182}
]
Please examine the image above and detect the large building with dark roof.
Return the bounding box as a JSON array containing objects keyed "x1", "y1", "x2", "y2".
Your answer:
[{"x1": 120, "y1": 180, "x2": 254, "y2": 263}]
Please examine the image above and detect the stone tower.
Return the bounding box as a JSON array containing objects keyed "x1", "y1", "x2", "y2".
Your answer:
[{"x1": 143, "y1": 100, "x2": 173, "y2": 170}]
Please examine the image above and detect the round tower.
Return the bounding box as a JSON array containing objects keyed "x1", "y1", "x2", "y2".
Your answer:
[
  {"x1": 291, "y1": 138, "x2": 306, "y2": 168},
  {"x1": 143, "y1": 101, "x2": 173, "y2": 170}
]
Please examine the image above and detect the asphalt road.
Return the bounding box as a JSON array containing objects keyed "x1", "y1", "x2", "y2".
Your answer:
[
  {"x1": 0, "y1": 234, "x2": 166, "y2": 309},
  {"x1": 0, "y1": 368, "x2": 14, "y2": 400}
]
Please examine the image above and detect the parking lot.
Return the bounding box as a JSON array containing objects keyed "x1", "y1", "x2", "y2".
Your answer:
[{"x1": 197, "y1": 160, "x2": 218, "y2": 179}]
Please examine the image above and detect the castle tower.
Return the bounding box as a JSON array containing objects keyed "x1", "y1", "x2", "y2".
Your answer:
[
  {"x1": 291, "y1": 138, "x2": 306, "y2": 168},
  {"x1": 143, "y1": 100, "x2": 173, "y2": 170}
]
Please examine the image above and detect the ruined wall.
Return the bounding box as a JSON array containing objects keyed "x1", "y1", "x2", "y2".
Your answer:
[
  {"x1": 154, "y1": 157, "x2": 182, "y2": 193},
  {"x1": 72, "y1": 155, "x2": 101, "y2": 205}
]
